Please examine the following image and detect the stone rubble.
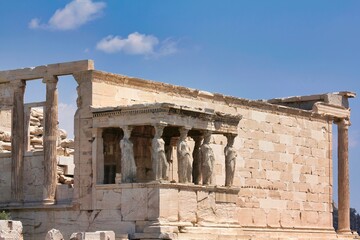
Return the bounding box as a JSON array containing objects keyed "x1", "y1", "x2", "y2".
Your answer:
[
  {"x1": 0, "y1": 108, "x2": 75, "y2": 186},
  {"x1": 0, "y1": 220, "x2": 23, "y2": 240},
  {"x1": 45, "y1": 228, "x2": 64, "y2": 240}
]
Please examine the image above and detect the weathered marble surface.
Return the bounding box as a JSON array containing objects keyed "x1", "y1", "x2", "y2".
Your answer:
[
  {"x1": 177, "y1": 128, "x2": 193, "y2": 183},
  {"x1": 200, "y1": 131, "x2": 215, "y2": 185}
]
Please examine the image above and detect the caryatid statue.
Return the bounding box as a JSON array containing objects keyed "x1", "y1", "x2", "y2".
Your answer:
[
  {"x1": 201, "y1": 131, "x2": 215, "y2": 185},
  {"x1": 152, "y1": 124, "x2": 169, "y2": 181},
  {"x1": 224, "y1": 134, "x2": 237, "y2": 187},
  {"x1": 177, "y1": 127, "x2": 193, "y2": 183},
  {"x1": 120, "y1": 126, "x2": 137, "y2": 183}
]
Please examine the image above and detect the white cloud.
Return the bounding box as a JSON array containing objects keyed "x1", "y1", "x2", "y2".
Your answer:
[
  {"x1": 29, "y1": 0, "x2": 106, "y2": 30},
  {"x1": 96, "y1": 32, "x2": 178, "y2": 57},
  {"x1": 96, "y1": 32, "x2": 158, "y2": 54}
]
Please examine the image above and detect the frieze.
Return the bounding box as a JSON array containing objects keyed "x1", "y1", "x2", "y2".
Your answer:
[{"x1": 92, "y1": 103, "x2": 242, "y2": 127}]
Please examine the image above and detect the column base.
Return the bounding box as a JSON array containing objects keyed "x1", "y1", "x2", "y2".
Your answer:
[
  {"x1": 42, "y1": 198, "x2": 56, "y2": 205},
  {"x1": 337, "y1": 229, "x2": 358, "y2": 239},
  {"x1": 8, "y1": 201, "x2": 22, "y2": 207}
]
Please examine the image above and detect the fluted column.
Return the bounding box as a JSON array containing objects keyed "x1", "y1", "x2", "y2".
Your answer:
[
  {"x1": 43, "y1": 75, "x2": 59, "y2": 204},
  {"x1": 337, "y1": 118, "x2": 351, "y2": 234},
  {"x1": 11, "y1": 80, "x2": 25, "y2": 203}
]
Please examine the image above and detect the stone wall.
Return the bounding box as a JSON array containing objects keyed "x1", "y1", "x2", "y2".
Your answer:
[
  {"x1": 0, "y1": 155, "x2": 11, "y2": 203},
  {"x1": 238, "y1": 110, "x2": 332, "y2": 229},
  {"x1": 89, "y1": 71, "x2": 333, "y2": 230}
]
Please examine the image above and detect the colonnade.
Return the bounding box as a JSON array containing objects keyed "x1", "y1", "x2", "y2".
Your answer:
[
  {"x1": 10, "y1": 76, "x2": 59, "y2": 204},
  {"x1": 95, "y1": 124, "x2": 237, "y2": 186}
]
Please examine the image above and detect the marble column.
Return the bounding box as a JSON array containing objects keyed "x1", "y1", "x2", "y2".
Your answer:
[
  {"x1": 152, "y1": 124, "x2": 168, "y2": 181},
  {"x1": 337, "y1": 118, "x2": 351, "y2": 234},
  {"x1": 43, "y1": 75, "x2": 59, "y2": 204},
  {"x1": 11, "y1": 80, "x2": 25, "y2": 203},
  {"x1": 120, "y1": 126, "x2": 136, "y2": 183},
  {"x1": 192, "y1": 135, "x2": 203, "y2": 185},
  {"x1": 93, "y1": 128, "x2": 104, "y2": 184}
]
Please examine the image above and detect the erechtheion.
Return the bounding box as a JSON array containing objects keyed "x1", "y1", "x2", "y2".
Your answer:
[{"x1": 0, "y1": 60, "x2": 358, "y2": 239}]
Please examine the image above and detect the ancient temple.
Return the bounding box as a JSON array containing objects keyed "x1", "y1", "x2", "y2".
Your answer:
[{"x1": 0, "y1": 60, "x2": 358, "y2": 239}]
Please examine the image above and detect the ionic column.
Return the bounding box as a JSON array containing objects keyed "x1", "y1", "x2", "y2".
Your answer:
[
  {"x1": 93, "y1": 128, "x2": 104, "y2": 184},
  {"x1": 120, "y1": 126, "x2": 136, "y2": 183},
  {"x1": 11, "y1": 80, "x2": 25, "y2": 203},
  {"x1": 192, "y1": 135, "x2": 203, "y2": 185},
  {"x1": 43, "y1": 75, "x2": 59, "y2": 204},
  {"x1": 337, "y1": 118, "x2": 351, "y2": 234}
]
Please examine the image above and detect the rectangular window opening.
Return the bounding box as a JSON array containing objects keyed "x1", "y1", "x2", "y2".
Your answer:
[{"x1": 0, "y1": 108, "x2": 12, "y2": 153}]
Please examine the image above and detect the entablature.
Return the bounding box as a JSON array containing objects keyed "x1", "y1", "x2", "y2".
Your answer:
[{"x1": 92, "y1": 103, "x2": 242, "y2": 134}]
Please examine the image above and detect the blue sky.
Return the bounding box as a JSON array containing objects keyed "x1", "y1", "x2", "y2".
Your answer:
[{"x1": 0, "y1": 1, "x2": 359, "y2": 210}]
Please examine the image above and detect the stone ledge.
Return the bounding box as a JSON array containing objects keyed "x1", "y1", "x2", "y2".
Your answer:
[
  {"x1": 0, "y1": 152, "x2": 11, "y2": 158},
  {"x1": 0, "y1": 201, "x2": 74, "y2": 210},
  {"x1": 0, "y1": 60, "x2": 94, "y2": 82},
  {"x1": 242, "y1": 226, "x2": 335, "y2": 233},
  {"x1": 24, "y1": 150, "x2": 44, "y2": 157},
  {"x1": 95, "y1": 182, "x2": 240, "y2": 194}
]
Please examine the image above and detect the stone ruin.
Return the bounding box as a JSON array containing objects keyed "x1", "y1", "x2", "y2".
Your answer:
[
  {"x1": 0, "y1": 221, "x2": 117, "y2": 240},
  {"x1": 0, "y1": 220, "x2": 23, "y2": 240},
  {"x1": 0, "y1": 60, "x2": 358, "y2": 240},
  {"x1": 0, "y1": 108, "x2": 75, "y2": 187}
]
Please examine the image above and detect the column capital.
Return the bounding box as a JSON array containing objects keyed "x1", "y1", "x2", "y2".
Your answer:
[
  {"x1": 153, "y1": 124, "x2": 165, "y2": 138},
  {"x1": 335, "y1": 118, "x2": 351, "y2": 129},
  {"x1": 203, "y1": 130, "x2": 212, "y2": 143},
  {"x1": 42, "y1": 75, "x2": 58, "y2": 84},
  {"x1": 179, "y1": 127, "x2": 190, "y2": 139},
  {"x1": 225, "y1": 133, "x2": 237, "y2": 147},
  {"x1": 120, "y1": 125, "x2": 133, "y2": 138},
  {"x1": 10, "y1": 79, "x2": 25, "y2": 90}
]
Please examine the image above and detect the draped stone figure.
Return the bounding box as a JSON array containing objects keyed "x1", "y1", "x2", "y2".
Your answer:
[
  {"x1": 177, "y1": 128, "x2": 193, "y2": 183},
  {"x1": 152, "y1": 125, "x2": 169, "y2": 181},
  {"x1": 120, "y1": 126, "x2": 136, "y2": 183},
  {"x1": 225, "y1": 134, "x2": 237, "y2": 187},
  {"x1": 201, "y1": 131, "x2": 215, "y2": 185}
]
